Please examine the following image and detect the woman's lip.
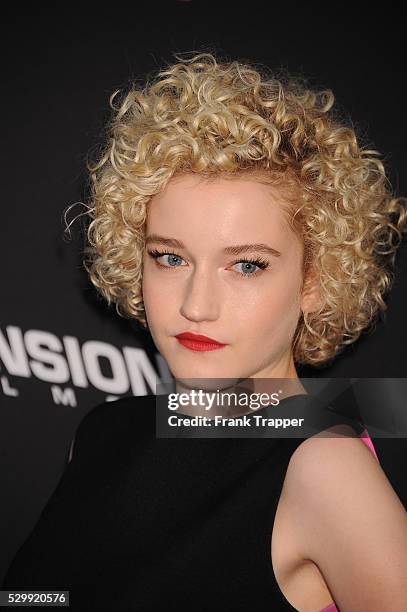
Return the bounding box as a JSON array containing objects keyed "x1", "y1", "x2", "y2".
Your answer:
[
  {"x1": 175, "y1": 337, "x2": 227, "y2": 352},
  {"x1": 174, "y1": 332, "x2": 228, "y2": 352},
  {"x1": 175, "y1": 332, "x2": 227, "y2": 345}
]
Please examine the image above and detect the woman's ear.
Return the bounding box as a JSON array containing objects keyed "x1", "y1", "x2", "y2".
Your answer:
[{"x1": 300, "y1": 269, "x2": 323, "y2": 314}]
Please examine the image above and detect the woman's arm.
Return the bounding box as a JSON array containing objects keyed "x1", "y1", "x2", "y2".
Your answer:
[{"x1": 284, "y1": 433, "x2": 407, "y2": 611}]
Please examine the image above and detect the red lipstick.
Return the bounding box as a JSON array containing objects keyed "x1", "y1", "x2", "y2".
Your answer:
[{"x1": 175, "y1": 331, "x2": 228, "y2": 352}]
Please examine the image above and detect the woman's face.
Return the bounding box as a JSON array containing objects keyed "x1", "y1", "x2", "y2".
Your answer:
[{"x1": 142, "y1": 173, "x2": 317, "y2": 384}]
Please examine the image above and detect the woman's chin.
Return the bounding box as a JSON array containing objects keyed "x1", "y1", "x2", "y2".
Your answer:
[
  {"x1": 170, "y1": 368, "x2": 247, "y2": 392},
  {"x1": 177, "y1": 377, "x2": 238, "y2": 389}
]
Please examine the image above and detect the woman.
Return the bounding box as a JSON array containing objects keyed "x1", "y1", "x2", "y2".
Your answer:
[{"x1": 3, "y1": 52, "x2": 407, "y2": 611}]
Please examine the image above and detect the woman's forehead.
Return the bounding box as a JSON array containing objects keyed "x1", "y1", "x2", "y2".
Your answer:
[
  {"x1": 147, "y1": 174, "x2": 294, "y2": 231},
  {"x1": 145, "y1": 195, "x2": 301, "y2": 260}
]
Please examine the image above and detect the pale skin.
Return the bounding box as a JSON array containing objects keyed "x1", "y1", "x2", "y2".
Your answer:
[{"x1": 139, "y1": 173, "x2": 407, "y2": 611}]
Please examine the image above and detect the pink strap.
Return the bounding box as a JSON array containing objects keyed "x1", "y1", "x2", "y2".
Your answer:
[
  {"x1": 359, "y1": 428, "x2": 379, "y2": 461},
  {"x1": 320, "y1": 604, "x2": 338, "y2": 612}
]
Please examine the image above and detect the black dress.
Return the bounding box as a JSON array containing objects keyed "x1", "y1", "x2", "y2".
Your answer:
[{"x1": 2, "y1": 392, "x2": 364, "y2": 611}]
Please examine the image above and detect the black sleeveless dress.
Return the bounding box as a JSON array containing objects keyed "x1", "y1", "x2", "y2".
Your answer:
[{"x1": 2, "y1": 392, "x2": 364, "y2": 611}]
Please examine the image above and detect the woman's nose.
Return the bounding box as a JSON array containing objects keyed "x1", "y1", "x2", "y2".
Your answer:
[{"x1": 179, "y1": 270, "x2": 220, "y2": 322}]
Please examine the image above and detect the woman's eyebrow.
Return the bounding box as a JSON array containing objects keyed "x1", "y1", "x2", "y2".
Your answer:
[{"x1": 145, "y1": 234, "x2": 281, "y2": 257}]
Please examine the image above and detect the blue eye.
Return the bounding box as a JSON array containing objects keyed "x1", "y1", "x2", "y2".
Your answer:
[
  {"x1": 161, "y1": 254, "x2": 183, "y2": 267},
  {"x1": 232, "y1": 258, "x2": 270, "y2": 278},
  {"x1": 147, "y1": 250, "x2": 186, "y2": 267},
  {"x1": 147, "y1": 250, "x2": 270, "y2": 278},
  {"x1": 234, "y1": 260, "x2": 265, "y2": 276}
]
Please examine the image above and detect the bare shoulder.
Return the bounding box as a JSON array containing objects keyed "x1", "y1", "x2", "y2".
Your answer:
[{"x1": 283, "y1": 427, "x2": 407, "y2": 611}]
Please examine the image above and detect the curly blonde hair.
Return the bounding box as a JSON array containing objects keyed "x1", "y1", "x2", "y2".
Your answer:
[{"x1": 80, "y1": 51, "x2": 407, "y2": 367}]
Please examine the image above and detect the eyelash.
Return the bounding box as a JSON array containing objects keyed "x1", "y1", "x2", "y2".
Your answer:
[{"x1": 146, "y1": 249, "x2": 270, "y2": 278}]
